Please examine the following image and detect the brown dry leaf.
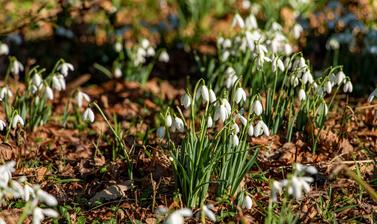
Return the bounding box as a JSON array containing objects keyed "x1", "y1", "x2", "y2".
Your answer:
[
  {"x1": 159, "y1": 81, "x2": 180, "y2": 100},
  {"x1": 36, "y1": 167, "x2": 48, "y2": 182},
  {"x1": 89, "y1": 183, "x2": 131, "y2": 204},
  {"x1": 145, "y1": 218, "x2": 157, "y2": 224},
  {"x1": 0, "y1": 143, "x2": 17, "y2": 161},
  {"x1": 0, "y1": 209, "x2": 21, "y2": 224},
  {"x1": 339, "y1": 139, "x2": 353, "y2": 154}
]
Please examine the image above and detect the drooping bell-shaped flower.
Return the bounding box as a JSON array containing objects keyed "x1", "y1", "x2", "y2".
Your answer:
[
  {"x1": 83, "y1": 108, "x2": 95, "y2": 123},
  {"x1": 12, "y1": 114, "x2": 24, "y2": 129},
  {"x1": 196, "y1": 85, "x2": 209, "y2": 103},
  {"x1": 343, "y1": 80, "x2": 353, "y2": 93},
  {"x1": 165, "y1": 115, "x2": 173, "y2": 127},
  {"x1": 180, "y1": 94, "x2": 191, "y2": 109},
  {"x1": 242, "y1": 195, "x2": 253, "y2": 209},
  {"x1": 298, "y1": 89, "x2": 306, "y2": 101},
  {"x1": 209, "y1": 89, "x2": 216, "y2": 103},
  {"x1": 76, "y1": 90, "x2": 91, "y2": 108},
  {"x1": 252, "y1": 100, "x2": 263, "y2": 116},
  {"x1": 234, "y1": 87, "x2": 247, "y2": 104},
  {"x1": 157, "y1": 126, "x2": 165, "y2": 139},
  {"x1": 57, "y1": 62, "x2": 74, "y2": 77}
]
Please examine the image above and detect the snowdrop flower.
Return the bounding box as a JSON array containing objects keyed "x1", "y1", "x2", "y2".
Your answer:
[
  {"x1": 335, "y1": 71, "x2": 346, "y2": 85},
  {"x1": 242, "y1": 0, "x2": 251, "y2": 9},
  {"x1": 12, "y1": 114, "x2": 24, "y2": 128},
  {"x1": 271, "y1": 180, "x2": 284, "y2": 202},
  {"x1": 0, "y1": 161, "x2": 15, "y2": 188},
  {"x1": 76, "y1": 91, "x2": 90, "y2": 108},
  {"x1": 52, "y1": 75, "x2": 65, "y2": 91},
  {"x1": 23, "y1": 184, "x2": 35, "y2": 201},
  {"x1": 11, "y1": 59, "x2": 24, "y2": 75},
  {"x1": 114, "y1": 42, "x2": 122, "y2": 52},
  {"x1": 237, "y1": 114, "x2": 247, "y2": 126},
  {"x1": 288, "y1": 176, "x2": 314, "y2": 199},
  {"x1": 209, "y1": 89, "x2": 216, "y2": 103},
  {"x1": 44, "y1": 86, "x2": 54, "y2": 100},
  {"x1": 254, "y1": 120, "x2": 269, "y2": 137},
  {"x1": 232, "y1": 14, "x2": 245, "y2": 28},
  {"x1": 292, "y1": 24, "x2": 303, "y2": 39},
  {"x1": 245, "y1": 14, "x2": 258, "y2": 29},
  {"x1": 290, "y1": 76, "x2": 299, "y2": 87},
  {"x1": 172, "y1": 117, "x2": 184, "y2": 133},
  {"x1": 343, "y1": 80, "x2": 353, "y2": 93},
  {"x1": 0, "y1": 120, "x2": 6, "y2": 131},
  {"x1": 0, "y1": 87, "x2": 13, "y2": 100},
  {"x1": 165, "y1": 115, "x2": 173, "y2": 127},
  {"x1": 180, "y1": 94, "x2": 191, "y2": 109},
  {"x1": 298, "y1": 89, "x2": 306, "y2": 101},
  {"x1": 156, "y1": 127, "x2": 165, "y2": 139},
  {"x1": 202, "y1": 204, "x2": 216, "y2": 222},
  {"x1": 36, "y1": 188, "x2": 58, "y2": 206},
  {"x1": 207, "y1": 116, "x2": 213, "y2": 128},
  {"x1": 140, "y1": 39, "x2": 150, "y2": 49},
  {"x1": 368, "y1": 89, "x2": 377, "y2": 102},
  {"x1": 222, "y1": 39, "x2": 232, "y2": 48},
  {"x1": 221, "y1": 98, "x2": 232, "y2": 115},
  {"x1": 272, "y1": 57, "x2": 285, "y2": 72},
  {"x1": 294, "y1": 163, "x2": 318, "y2": 175},
  {"x1": 0, "y1": 43, "x2": 9, "y2": 55},
  {"x1": 224, "y1": 67, "x2": 238, "y2": 89},
  {"x1": 234, "y1": 87, "x2": 246, "y2": 104},
  {"x1": 301, "y1": 70, "x2": 313, "y2": 84},
  {"x1": 114, "y1": 67, "x2": 122, "y2": 78},
  {"x1": 165, "y1": 208, "x2": 192, "y2": 224},
  {"x1": 325, "y1": 81, "x2": 332, "y2": 94},
  {"x1": 247, "y1": 124, "x2": 254, "y2": 136},
  {"x1": 214, "y1": 104, "x2": 228, "y2": 123},
  {"x1": 283, "y1": 44, "x2": 293, "y2": 55},
  {"x1": 298, "y1": 57, "x2": 307, "y2": 68},
  {"x1": 146, "y1": 47, "x2": 155, "y2": 57},
  {"x1": 83, "y1": 108, "x2": 95, "y2": 123},
  {"x1": 231, "y1": 123, "x2": 240, "y2": 134},
  {"x1": 32, "y1": 73, "x2": 42, "y2": 87},
  {"x1": 242, "y1": 195, "x2": 253, "y2": 209},
  {"x1": 196, "y1": 85, "x2": 209, "y2": 103},
  {"x1": 57, "y1": 62, "x2": 74, "y2": 77},
  {"x1": 32, "y1": 207, "x2": 59, "y2": 224},
  {"x1": 159, "y1": 50, "x2": 170, "y2": 62},
  {"x1": 252, "y1": 100, "x2": 263, "y2": 116}
]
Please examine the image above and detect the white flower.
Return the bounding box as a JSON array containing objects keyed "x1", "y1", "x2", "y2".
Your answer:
[
  {"x1": 0, "y1": 43, "x2": 9, "y2": 55},
  {"x1": 140, "y1": 39, "x2": 150, "y2": 49},
  {"x1": 247, "y1": 124, "x2": 254, "y2": 136},
  {"x1": 57, "y1": 62, "x2": 74, "y2": 77},
  {"x1": 12, "y1": 114, "x2": 24, "y2": 128},
  {"x1": 290, "y1": 76, "x2": 299, "y2": 87},
  {"x1": 196, "y1": 85, "x2": 209, "y2": 103},
  {"x1": 0, "y1": 120, "x2": 6, "y2": 131},
  {"x1": 75, "y1": 91, "x2": 90, "y2": 108},
  {"x1": 254, "y1": 120, "x2": 269, "y2": 137},
  {"x1": 242, "y1": 195, "x2": 253, "y2": 209},
  {"x1": 11, "y1": 59, "x2": 24, "y2": 75},
  {"x1": 180, "y1": 94, "x2": 191, "y2": 109},
  {"x1": 214, "y1": 104, "x2": 228, "y2": 123},
  {"x1": 326, "y1": 38, "x2": 340, "y2": 50},
  {"x1": 52, "y1": 75, "x2": 62, "y2": 91},
  {"x1": 325, "y1": 80, "x2": 332, "y2": 94},
  {"x1": 301, "y1": 70, "x2": 313, "y2": 84},
  {"x1": 234, "y1": 87, "x2": 246, "y2": 104},
  {"x1": 295, "y1": 163, "x2": 318, "y2": 175},
  {"x1": 0, "y1": 87, "x2": 13, "y2": 100},
  {"x1": 83, "y1": 108, "x2": 95, "y2": 123},
  {"x1": 288, "y1": 176, "x2": 313, "y2": 199},
  {"x1": 252, "y1": 100, "x2": 263, "y2": 116},
  {"x1": 368, "y1": 89, "x2": 377, "y2": 102},
  {"x1": 165, "y1": 208, "x2": 192, "y2": 224},
  {"x1": 146, "y1": 47, "x2": 155, "y2": 57},
  {"x1": 32, "y1": 73, "x2": 43, "y2": 87},
  {"x1": 231, "y1": 123, "x2": 240, "y2": 134},
  {"x1": 0, "y1": 161, "x2": 15, "y2": 188},
  {"x1": 237, "y1": 114, "x2": 247, "y2": 126},
  {"x1": 224, "y1": 67, "x2": 238, "y2": 89},
  {"x1": 159, "y1": 50, "x2": 170, "y2": 62},
  {"x1": 298, "y1": 89, "x2": 306, "y2": 101},
  {"x1": 271, "y1": 180, "x2": 284, "y2": 202},
  {"x1": 335, "y1": 71, "x2": 346, "y2": 85},
  {"x1": 245, "y1": 14, "x2": 258, "y2": 29},
  {"x1": 207, "y1": 116, "x2": 213, "y2": 128},
  {"x1": 24, "y1": 184, "x2": 35, "y2": 201},
  {"x1": 222, "y1": 39, "x2": 232, "y2": 48},
  {"x1": 172, "y1": 117, "x2": 184, "y2": 133},
  {"x1": 44, "y1": 86, "x2": 54, "y2": 100},
  {"x1": 298, "y1": 57, "x2": 306, "y2": 69},
  {"x1": 232, "y1": 14, "x2": 245, "y2": 28},
  {"x1": 221, "y1": 98, "x2": 232, "y2": 114},
  {"x1": 292, "y1": 24, "x2": 303, "y2": 39},
  {"x1": 157, "y1": 127, "x2": 165, "y2": 139},
  {"x1": 272, "y1": 57, "x2": 285, "y2": 72},
  {"x1": 203, "y1": 205, "x2": 216, "y2": 222},
  {"x1": 209, "y1": 89, "x2": 216, "y2": 103},
  {"x1": 165, "y1": 115, "x2": 173, "y2": 127},
  {"x1": 114, "y1": 42, "x2": 122, "y2": 52},
  {"x1": 36, "y1": 189, "x2": 58, "y2": 206},
  {"x1": 32, "y1": 207, "x2": 59, "y2": 224},
  {"x1": 343, "y1": 80, "x2": 353, "y2": 93},
  {"x1": 230, "y1": 134, "x2": 239, "y2": 146},
  {"x1": 114, "y1": 67, "x2": 122, "y2": 78}
]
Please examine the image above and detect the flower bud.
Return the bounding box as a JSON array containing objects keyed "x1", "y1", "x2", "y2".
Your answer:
[
  {"x1": 252, "y1": 100, "x2": 263, "y2": 116},
  {"x1": 180, "y1": 94, "x2": 191, "y2": 109}
]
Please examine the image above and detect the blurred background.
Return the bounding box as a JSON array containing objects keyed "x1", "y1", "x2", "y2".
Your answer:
[{"x1": 0, "y1": 0, "x2": 376, "y2": 96}]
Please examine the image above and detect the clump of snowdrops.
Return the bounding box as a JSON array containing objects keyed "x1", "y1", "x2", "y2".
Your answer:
[
  {"x1": 100, "y1": 38, "x2": 169, "y2": 83},
  {"x1": 158, "y1": 79, "x2": 267, "y2": 210},
  {"x1": 0, "y1": 161, "x2": 58, "y2": 224},
  {"x1": 266, "y1": 163, "x2": 318, "y2": 224},
  {"x1": 201, "y1": 13, "x2": 353, "y2": 149},
  {"x1": 0, "y1": 57, "x2": 73, "y2": 135}
]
